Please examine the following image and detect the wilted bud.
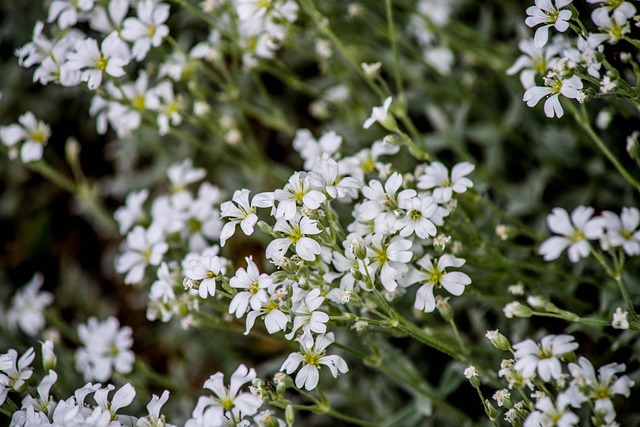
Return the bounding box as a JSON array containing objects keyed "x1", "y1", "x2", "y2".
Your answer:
[
  {"x1": 436, "y1": 295, "x2": 453, "y2": 322},
  {"x1": 503, "y1": 302, "x2": 532, "y2": 318},
  {"x1": 464, "y1": 366, "x2": 480, "y2": 387},
  {"x1": 485, "y1": 330, "x2": 512, "y2": 352},
  {"x1": 484, "y1": 399, "x2": 497, "y2": 420}
]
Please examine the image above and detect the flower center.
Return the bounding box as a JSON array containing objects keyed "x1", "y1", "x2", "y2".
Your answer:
[
  {"x1": 409, "y1": 209, "x2": 422, "y2": 221},
  {"x1": 249, "y1": 280, "x2": 260, "y2": 294},
  {"x1": 570, "y1": 229, "x2": 585, "y2": 243},
  {"x1": 303, "y1": 350, "x2": 322, "y2": 366},
  {"x1": 95, "y1": 56, "x2": 109, "y2": 72},
  {"x1": 187, "y1": 217, "x2": 202, "y2": 233},
  {"x1": 427, "y1": 268, "x2": 443, "y2": 285},
  {"x1": 147, "y1": 25, "x2": 157, "y2": 38},
  {"x1": 132, "y1": 94, "x2": 146, "y2": 111},
  {"x1": 546, "y1": 9, "x2": 559, "y2": 24},
  {"x1": 289, "y1": 226, "x2": 304, "y2": 243}
]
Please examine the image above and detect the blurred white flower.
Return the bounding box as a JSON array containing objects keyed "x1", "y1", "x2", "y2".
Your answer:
[{"x1": 6, "y1": 273, "x2": 53, "y2": 336}]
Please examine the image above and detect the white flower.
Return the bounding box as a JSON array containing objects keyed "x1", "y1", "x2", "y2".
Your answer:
[
  {"x1": 280, "y1": 333, "x2": 348, "y2": 391},
  {"x1": 405, "y1": 254, "x2": 471, "y2": 312},
  {"x1": 367, "y1": 234, "x2": 412, "y2": 292},
  {"x1": 266, "y1": 215, "x2": 322, "y2": 262},
  {"x1": 363, "y1": 97, "x2": 393, "y2": 129},
  {"x1": 507, "y1": 38, "x2": 562, "y2": 89},
  {"x1": 397, "y1": 194, "x2": 438, "y2": 238},
  {"x1": 0, "y1": 111, "x2": 51, "y2": 163},
  {"x1": 539, "y1": 206, "x2": 605, "y2": 262},
  {"x1": 220, "y1": 189, "x2": 261, "y2": 246},
  {"x1": 90, "y1": 0, "x2": 129, "y2": 36},
  {"x1": 229, "y1": 257, "x2": 272, "y2": 318},
  {"x1": 523, "y1": 74, "x2": 583, "y2": 118},
  {"x1": 184, "y1": 254, "x2": 224, "y2": 298},
  {"x1": 588, "y1": 0, "x2": 636, "y2": 21},
  {"x1": 75, "y1": 316, "x2": 135, "y2": 382},
  {"x1": 525, "y1": 0, "x2": 573, "y2": 48},
  {"x1": 273, "y1": 172, "x2": 326, "y2": 220},
  {"x1": 292, "y1": 129, "x2": 342, "y2": 171},
  {"x1": 600, "y1": 207, "x2": 640, "y2": 255},
  {"x1": 65, "y1": 34, "x2": 130, "y2": 90},
  {"x1": 48, "y1": 0, "x2": 95, "y2": 29},
  {"x1": 137, "y1": 390, "x2": 176, "y2": 427},
  {"x1": 94, "y1": 383, "x2": 136, "y2": 418},
  {"x1": 358, "y1": 173, "x2": 415, "y2": 234},
  {"x1": 611, "y1": 307, "x2": 629, "y2": 330},
  {"x1": 308, "y1": 158, "x2": 361, "y2": 200},
  {"x1": 147, "y1": 81, "x2": 183, "y2": 135},
  {"x1": 189, "y1": 365, "x2": 263, "y2": 425},
  {"x1": 285, "y1": 288, "x2": 329, "y2": 347},
  {"x1": 513, "y1": 334, "x2": 578, "y2": 381},
  {"x1": 523, "y1": 394, "x2": 579, "y2": 427},
  {"x1": 588, "y1": 10, "x2": 631, "y2": 47},
  {"x1": 463, "y1": 366, "x2": 478, "y2": 379},
  {"x1": 417, "y1": 161, "x2": 474, "y2": 203},
  {"x1": 0, "y1": 347, "x2": 35, "y2": 395},
  {"x1": 21, "y1": 370, "x2": 57, "y2": 416},
  {"x1": 568, "y1": 357, "x2": 633, "y2": 423},
  {"x1": 116, "y1": 224, "x2": 168, "y2": 285},
  {"x1": 6, "y1": 273, "x2": 53, "y2": 336},
  {"x1": 244, "y1": 282, "x2": 290, "y2": 335},
  {"x1": 121, "y1": 0, "x2": 170, "y2": 61},
  {"x1": 114, "y1": 189, "x2": 149, "y2": 235}
]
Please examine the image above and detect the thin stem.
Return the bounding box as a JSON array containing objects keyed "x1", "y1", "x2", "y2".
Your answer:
[
  {"x1": 591, "y1": 248, "x2": 638, "y2": 320},
  {"x1": 385, "y1": 0, "x2": 403, "y2": 96},
  {"x1": 449, "y1": 318, "x2": 468, "y2": 359},
  {"x1": 567, "y1": 102, "x2": 640, "y2": 192}
]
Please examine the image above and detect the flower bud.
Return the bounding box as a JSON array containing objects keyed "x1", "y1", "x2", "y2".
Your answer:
[
  {"x1": 350, "y1": 238, "x2": 367, "y2": 260},
  {"x1": 285, "y1": 404, "x2": 295, "y2": 426},
  {"x1": 350, "y1": 267, "x2": 364, "y2": 281},
  {"x1": 41, "y1": 339, "x2": 56, "y2": 372},
  {"x1": 503, "y1": 302, "x2": 532, "y2": 318}
]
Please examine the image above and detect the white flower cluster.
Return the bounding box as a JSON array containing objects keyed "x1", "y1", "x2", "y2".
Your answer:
[
  {"x1": 3, "y1": 273, "x2": 53, "y2": 337},
  {"x1": 489, "y1": 334, "x2": 634, "y2": 427},
  {"x1": 2, "y1": 343, "x2": 175, "y2": 427},
  {"x1": 539, "y1": 205, "x2": 640, "y2": 262},
  {"x1": 9, "y1": 0, "x2": 299, "y2": 141},
  {"x1": 512, "y1": 0, "x2": 640, "y2": 117},
  {"x1": 75, "y1": 316, "x2": 135, "y2": 382}
]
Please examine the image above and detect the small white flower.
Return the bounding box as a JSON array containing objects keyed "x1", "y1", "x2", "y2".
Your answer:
[
  {"x1": 0, "y1": 347, "x2": 35, "y2": 395},
  {"x1": 417, "y1": 161, "x2": 474, "y2": 203},
  {"x1": 229, "y1": 257, "x2": 272, "y2": 318},
  {"x1": 273, "y1": 172, "x2": 326, "y2": 220},
  {"x1": 220, "y1": 189, "x2": 261, "y2": 246},
  {"x1": 463, "y1": 366, "x2": 478, "y2": 379},
  {"x1": 507, "y1": 38, "x2": 562, "y2": 89},
  {"x1": 266, "y1": 215, "x2": 322, "y2": 263},
  {"x1": 363, "y1": 96, "x2": 394, "y2": 129},
  {"x1": 65, "y1": 34, "x2": 130, "y2": 90},
  {"x1": 367, "y1": 234, "x2": 413, "y2": 292},
  {"x1": 48, "y1": 0, "x2": 95, "y2": 29},
  {"x1": 405, "y1": 254, "x2": 471, "y2": 313},
  {"x1": 184, "y1": 254, "x2": 224, "y2": 298},
  {"x1": 513, "y1": 334, "x2": 578, "y2": 381},
  {"x1": 6, "y1": 273, "x2": 53, "y2": 336},
  {"x1": 308, "y1": 158, "x2": 361, "y2": 200},
  {"x1": 523, "y1": 393, "x2": 579, "y2": 427},
  {"x1": 397, "y1": 194, "x2": 438, "y2": 238},
  {"x1": 121, "y1": 0, "x2": 170, "y2": 61},
  {"x1": 280, "y1": 333, "x2": 348, "y2": 391},
  {"x1": 611, "y1": 307, "x2": 629, "y2": 330},
  {"x1": 525, "y1": 0, "x2": 573, "y2": 48},
  {"x1": 0, "y1": 111, "x2": 51, "y2": 163},
  {"x1": 601, "y1": 207, "x2": 640, "y2": 255},
  {"x1": 285, "y1": 288, "x2": 329, "y2": 347},
  {"x1": 75, "y1": 316, "x2": 135, "y2": 382},
  {"x1": 116, "y1": 224, "x2": 168, "y2": 285},
  {"x1": 539, "y1": 206, "x2": 605, "y2": 262},
  {"x1": 523, "y1": 74, "x2": 583, "y2": 118},
  {"x1": 137, "y1": 390, "x2": 175, "y2": 427},
  {"x1": 114, "y1": 189, "x2": 149, "y2": 235}
]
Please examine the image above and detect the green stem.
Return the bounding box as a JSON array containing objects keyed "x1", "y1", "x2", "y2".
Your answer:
[
  {"x1": 567, "y1": 102, "x2": 640, "y2": 192},
  {"x1": 385, "y1": 0, "x2": 403, "y2": 96},
  {"x1": 449, "y1": 319, "x2": 468, "y2": 359},
  {"x1": 591, "y1": 248, "x2": 638, "y2": 321}
]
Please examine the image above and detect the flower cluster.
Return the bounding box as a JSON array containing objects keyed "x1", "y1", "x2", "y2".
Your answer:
[
  {"x1": 512, "y1": 0, "x2": 640, "y2": 117},
  {"x1": 480, "y1": 333, "x2": 634, "y2": 427}
]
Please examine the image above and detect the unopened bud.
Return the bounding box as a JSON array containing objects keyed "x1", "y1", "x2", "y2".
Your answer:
[
  {"x1": 503, "y1": 302, "x2": 532, "y2": 318},
  {"x1": 350, "y1": 267, "x2": 364, "y2": 281},
  {"x1": 285, "y1": 404, "x2": 295, "y2": 426},
  {"x1": 41, "y1": 339, "x2": 57, "y2": 372}
]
